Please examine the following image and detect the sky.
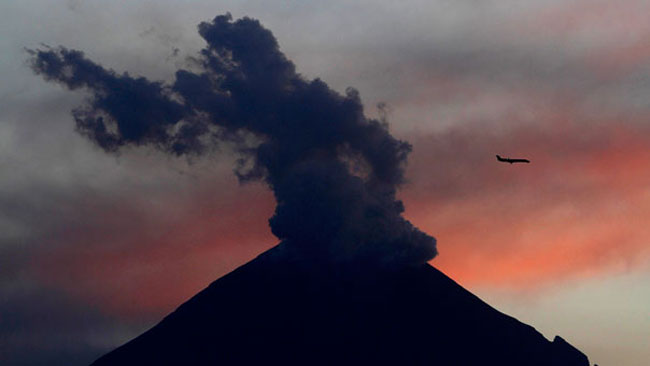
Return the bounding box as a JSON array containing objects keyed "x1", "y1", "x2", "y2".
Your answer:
[{"x1": 1, "y1": 1, "x2": 649, "y2": 365}]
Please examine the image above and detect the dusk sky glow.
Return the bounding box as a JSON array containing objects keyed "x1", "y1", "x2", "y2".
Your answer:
[{"x1": 2, "y1": 1, "x2": 650, "y2": 365}]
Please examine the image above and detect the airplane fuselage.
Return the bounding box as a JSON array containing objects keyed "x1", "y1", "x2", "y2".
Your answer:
[{"x1": 496, "y1": 155, "x2": 530, "y2": 164}]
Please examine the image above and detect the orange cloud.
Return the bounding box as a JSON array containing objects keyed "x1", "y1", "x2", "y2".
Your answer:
[
  {"x1": 402, "y1": 107, "x2": 650, "y2": 288},
  {"x1": 34, "y1": 102, "x2": 650, "y2": 316},
  {"x1": 33, "y1": 178, "x2": 276, "y2": 318}
]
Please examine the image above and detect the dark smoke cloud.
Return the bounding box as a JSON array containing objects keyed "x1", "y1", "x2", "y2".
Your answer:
[{"x1": 30, "y1": 13, "x2": 436, "y2": 265}]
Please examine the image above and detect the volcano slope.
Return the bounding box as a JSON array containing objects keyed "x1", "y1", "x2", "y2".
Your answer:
[{"x1": 91, "y1": 244, "x2": 589, "y2": 365}]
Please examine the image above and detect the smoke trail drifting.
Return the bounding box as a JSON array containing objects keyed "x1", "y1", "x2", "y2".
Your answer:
[{"x1": 30, "y1": 14, "x2": 436, "y2": 265}]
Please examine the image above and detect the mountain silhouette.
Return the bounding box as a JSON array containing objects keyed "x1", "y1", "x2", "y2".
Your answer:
[{"x1": 91, "y1": 244, "x2": 589, "y2": 365}]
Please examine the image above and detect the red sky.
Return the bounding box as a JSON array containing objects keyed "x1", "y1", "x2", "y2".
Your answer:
[
  {"x1": 32, "y1": 102, "x2": 650, "y2": 317},
  {"x1": 30, "y1": 0, "x2": 650, "y2": 316}
]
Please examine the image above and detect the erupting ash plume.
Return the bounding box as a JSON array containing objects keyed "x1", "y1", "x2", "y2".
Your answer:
[{"x1": 30, "y1": 14, "x2": 436, "y2": 265}]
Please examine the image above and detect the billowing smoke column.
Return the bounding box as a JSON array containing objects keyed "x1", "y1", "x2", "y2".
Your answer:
[{"x1": 30, "y1": 14, "x2": 436, "y2": 265}]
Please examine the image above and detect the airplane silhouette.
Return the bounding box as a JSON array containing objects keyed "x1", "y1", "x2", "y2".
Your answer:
[{"x1": 496, "y1": 155, "x2": 530, "y2": 164}]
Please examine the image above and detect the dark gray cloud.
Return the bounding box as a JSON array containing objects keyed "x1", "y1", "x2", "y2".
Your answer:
[
  {"x1": 0, "y1": 281, "x2": 139, "y2": 366},
  {"x1": 30, "y1": 14, "x2": 437, "y2": 265}
]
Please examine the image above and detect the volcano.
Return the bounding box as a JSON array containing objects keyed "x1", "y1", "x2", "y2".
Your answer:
[
  {"x1": 91, "y1": 244, "x2": 589, "y2": 365},
  {"x1": 29, "y1": 13, "x2": 591, "y2": 366}
]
